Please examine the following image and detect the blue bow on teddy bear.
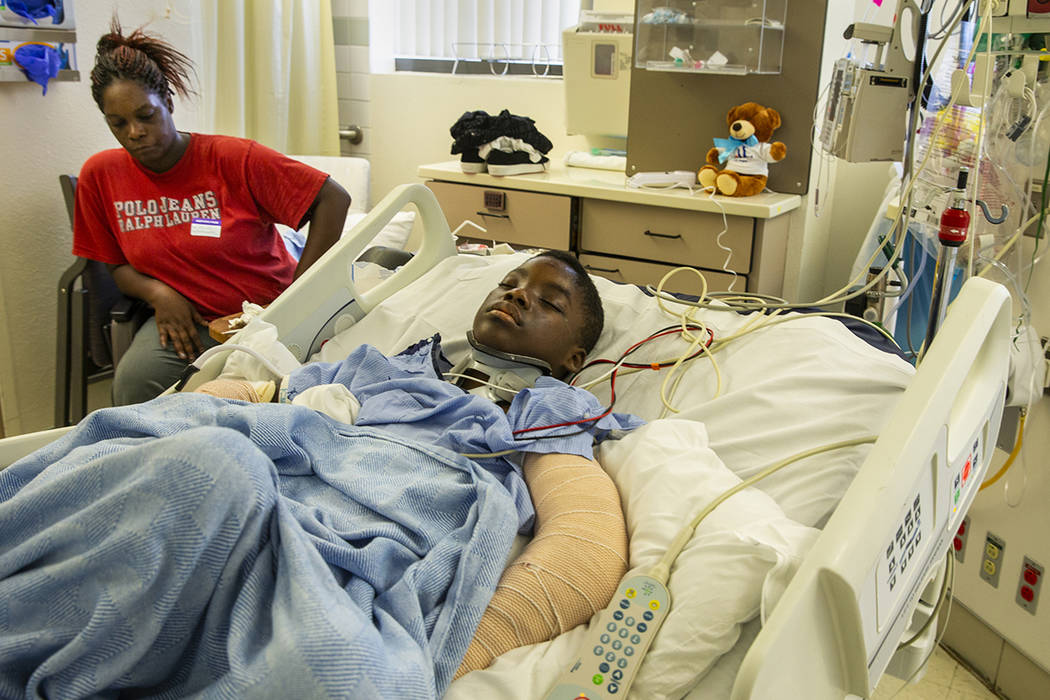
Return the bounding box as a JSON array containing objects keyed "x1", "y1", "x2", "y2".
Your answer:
[{"x1": 712, "y1": 135, "x2": 759, "y2": 163}]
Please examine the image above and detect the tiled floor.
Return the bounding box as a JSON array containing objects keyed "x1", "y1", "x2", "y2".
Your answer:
[{"x1": 872, "y1": 645, "x2": 1000, "y2": 700}]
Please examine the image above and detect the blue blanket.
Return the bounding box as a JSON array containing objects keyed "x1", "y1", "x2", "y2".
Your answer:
[{"x1": 0, "y1": 395, "x2": 519, "y2": 699}]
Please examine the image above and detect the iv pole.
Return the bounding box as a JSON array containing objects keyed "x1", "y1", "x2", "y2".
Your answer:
[{"x1": 923, "y1": 168, "x2": 972, "y2": 355}]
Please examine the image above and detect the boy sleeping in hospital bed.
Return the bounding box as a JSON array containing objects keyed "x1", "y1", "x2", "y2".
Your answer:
[{"x1": 0, "y1": 251, "x2": 641, "y2": 697}]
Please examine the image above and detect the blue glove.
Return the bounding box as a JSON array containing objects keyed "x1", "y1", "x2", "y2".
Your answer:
[
  {"x1": 7, "y1": 0, "x2": 61, "y2": 24},
  {"x1": 713, "y1": 135, "x2": 759, "y2": 163},
  {"x1": 14, "y1": 43, "x2": 61, "y2": 95}
]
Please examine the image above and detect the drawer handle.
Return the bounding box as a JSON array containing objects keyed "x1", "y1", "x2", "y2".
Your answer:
[
  {"x1": 476, "y1": 210, "x2": 511, "y2": 219},
  {"x1": 584, "y1": 265, "x2": 622, "y2": 275},
  {"x1": 643, "y1": 229, "x2": 682, "y2": 240}
]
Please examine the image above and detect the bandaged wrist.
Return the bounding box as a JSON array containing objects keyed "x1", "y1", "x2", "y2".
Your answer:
[
  {"x1": 455, "y1": 452, "x2": 628, "y2": 677},
  {"x1": 193, "y1": 378, "x2": 275, "y2": 403}
]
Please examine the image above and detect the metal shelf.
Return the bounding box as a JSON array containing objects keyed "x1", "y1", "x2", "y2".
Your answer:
[
  {"x1": 0, "y1": 65, "x2": 79, "y2": 83},
  {"x1": 0, "y1": 26, "x2": 75, "y2": 42}
]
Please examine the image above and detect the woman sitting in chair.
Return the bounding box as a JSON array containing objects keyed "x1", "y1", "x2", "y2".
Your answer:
[{"x1": 72, "y1": 18, "x2": 351, "y2": 406}]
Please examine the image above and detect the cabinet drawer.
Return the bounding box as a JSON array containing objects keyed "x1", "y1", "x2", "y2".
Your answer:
[
  {"x1": 426, "y1": 180, "x2": 572, "y2": 251},
  {"x1": 579, "y1": 253, "x2": 744, "y2": 295},
  {"x1": 580, "y1": 199, "x2": 753, "y2": 273}
]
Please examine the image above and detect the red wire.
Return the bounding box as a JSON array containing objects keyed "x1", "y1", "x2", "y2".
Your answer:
[
  {"x1": 572, "y1": 326, "x2": 712, "y2": 380},
  {"x1": 512, "y1": 367, "x2": 618, "y2": 435},
  {"x1": 512, "y1": 324, "x2": 711, "y2": 437}
]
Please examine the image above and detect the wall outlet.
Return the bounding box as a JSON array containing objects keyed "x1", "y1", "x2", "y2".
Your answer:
[
  {"x1": 953, "y1": 515, "x2": 971, "y2": 564},
  {"x1": 978, "y1": 0, "x2": 1007, "y2": 15},
  {"x1": 1016, "y1": 557, "x2": 1043, "y2": 615},
  {"x1": 1042, "y1": 337, "x2": 1050, "y2": 392},
  {"x1": 980, "y1": 532, "x2": 1005, "y2": 588}
]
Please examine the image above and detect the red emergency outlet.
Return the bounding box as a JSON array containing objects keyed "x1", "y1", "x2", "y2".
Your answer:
[
  {"x1": 1024, "y1": 567, "x2": 1040, "y2": 585},
  {"x1": 1021, "y1": 586, "x2": 1035, "y2": 602},
  {"x1": 1029, "y1": 0, "x2": 1050, "y2": 15}
]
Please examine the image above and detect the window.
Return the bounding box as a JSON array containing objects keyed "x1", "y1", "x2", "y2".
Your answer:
[{"x1": 389, "y1": 0, "x2": 584, "y2": 76}]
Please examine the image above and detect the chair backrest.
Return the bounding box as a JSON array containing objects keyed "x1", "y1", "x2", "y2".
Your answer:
[
  {"x1": 59, "y1": 174, "x2": 123, "y2": 367},
  {"x1": 287, "y1": 155, "x2": 371, "y2": 213}
]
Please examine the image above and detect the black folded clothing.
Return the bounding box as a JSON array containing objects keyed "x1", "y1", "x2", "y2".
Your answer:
[
  {"x1": 450, "y1": 110, "x2": 492, "y2": 154},
  {"x1": 484, "y1": 109, "x2": 553, "y2": 154},
  {"x1": 450, "y1": 108, "x2": 553, "y2": 174},
  {"x1": 449, "y1": 109, "x2": 553, "y2": 155}
]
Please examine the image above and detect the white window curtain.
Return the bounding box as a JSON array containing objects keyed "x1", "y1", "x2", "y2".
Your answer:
[
  {"x1": 392, "y1": 0, "x2": 582, "y2": 63},
  {"x1": 196, "y1": 0, "x2": 341, "y2": 155}
]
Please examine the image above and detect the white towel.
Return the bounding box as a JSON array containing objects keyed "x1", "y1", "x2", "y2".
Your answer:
[{"x1": 563, "y1": 150, "x2": 627, "y2": 171}]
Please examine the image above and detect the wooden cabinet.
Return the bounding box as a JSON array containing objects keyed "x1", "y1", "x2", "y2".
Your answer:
[
  {"x1": 578, "y1": 253, "x2": 739, "y2": 296},
  {"x1": 579, "y1": 199, "x2": 753, "y2": 273},
  {"x1": 424, "y1": 180, "x2": 573, "y2": 251},
  {"x1": 418, "y1": 162, "x2": 799, "y2": 297}
]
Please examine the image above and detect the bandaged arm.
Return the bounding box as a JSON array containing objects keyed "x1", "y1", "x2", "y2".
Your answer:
[{"x1": 456, "y1": 451, "x2": 628, "y2": 677}]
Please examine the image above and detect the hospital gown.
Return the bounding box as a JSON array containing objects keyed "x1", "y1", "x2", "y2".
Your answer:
[{"x1": 284, "y1": 334, "x2": 644, "y2": 532}]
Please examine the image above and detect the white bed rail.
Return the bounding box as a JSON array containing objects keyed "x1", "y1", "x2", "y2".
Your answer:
[
  {"x1": 732, "y1": 276, "x2": 1011, "y2": 700},
  {"x1": 263, "y1": 182, "x2": 457, "y2": 361},
  {"x1": 0, "y1": 426, "x2": 73, "y2": 469}
]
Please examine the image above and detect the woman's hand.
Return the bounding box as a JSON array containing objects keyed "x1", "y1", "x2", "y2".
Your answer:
[
  {"x1": 149, "y1": 285, "x2": 206, "y2": 360},
  {"x1": 108, "y1": 264, "x2": 206, "y2": 361}
]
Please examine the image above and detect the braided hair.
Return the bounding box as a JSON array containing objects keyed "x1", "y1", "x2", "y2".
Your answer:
[{"x1": 90, "y1": 17, "x2": 196, "y2": 112}]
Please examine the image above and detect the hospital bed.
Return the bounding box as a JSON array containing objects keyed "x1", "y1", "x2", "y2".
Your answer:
[{"x1": 0, "y1": 183, "x2": 1011, "y2": 699}]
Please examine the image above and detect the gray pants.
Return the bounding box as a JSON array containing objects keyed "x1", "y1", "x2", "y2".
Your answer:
[{"x1": 112, "y1": 316, "x2": 221, "y2": 406}]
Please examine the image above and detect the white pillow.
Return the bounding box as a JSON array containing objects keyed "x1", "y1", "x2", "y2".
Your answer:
[
  {"x1": 445, "y1": 419, "x2": 819, "y2": 700},
  {"x1": 597, "y1": 419, "x2": 819, "y2": 698},
  {"x1": 343, "y1": 210, "x2": 415, "y2": 250},
  {"x1": 276, "y1": 210, "x2": 416, "y2": 260}
]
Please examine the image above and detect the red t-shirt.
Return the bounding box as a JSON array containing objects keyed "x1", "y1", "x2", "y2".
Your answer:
[{"x1": 73, "y1": 133, "x2": 328, "y2": 319}]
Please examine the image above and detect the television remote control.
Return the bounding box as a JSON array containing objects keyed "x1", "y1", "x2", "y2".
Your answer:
[{"x1": 544, "y1": 573, "x2": 670, "y2": 699}]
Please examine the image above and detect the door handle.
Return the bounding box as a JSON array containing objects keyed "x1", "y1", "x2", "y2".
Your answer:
[
  {"x1": 584, "y1": 265, "x2": 622, "y2": 275},
  {"x1": 643, "y1": 230, "x2": 682, "y2": 240},
  {"x1": 476, "y1": 211, "x2": 511, "y2": 219}
]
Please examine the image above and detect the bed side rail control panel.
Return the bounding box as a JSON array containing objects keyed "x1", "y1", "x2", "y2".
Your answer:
[{"x1": 731, "y1": 277, "x2": 1011, "y2": 700}]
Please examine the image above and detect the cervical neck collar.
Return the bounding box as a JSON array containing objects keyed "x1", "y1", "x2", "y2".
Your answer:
[{"x1": 454, "y1": 330, "x2": 552, "y2": 403}]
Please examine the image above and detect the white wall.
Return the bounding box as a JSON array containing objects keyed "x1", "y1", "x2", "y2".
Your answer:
[
  {"x1": 369, "y1": 71, "x2": 624, "y2": 248},
  {"x1": 333, "y1": 0, "x2": 371, "y2": 158},
  {"x1": 0, "y1": 0, "x2": 202, "y2": 436},
  {"x1": 365, "y1": 2, "x2": 882, "y2": 303}
]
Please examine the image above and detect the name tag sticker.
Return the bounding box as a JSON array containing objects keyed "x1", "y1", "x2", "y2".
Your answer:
[{"x1": 190, "y1": 218, "x2": 222, "y2": 238}]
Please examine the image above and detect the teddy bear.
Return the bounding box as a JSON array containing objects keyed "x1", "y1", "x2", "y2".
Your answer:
[{"x1": 698, "y1": 102, "x2": 786, "y2": 197}]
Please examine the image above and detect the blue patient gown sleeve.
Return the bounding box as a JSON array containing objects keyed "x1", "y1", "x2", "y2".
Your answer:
[{"x1": 284, "y1": 335, "x2": 644, "y2": 533}]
